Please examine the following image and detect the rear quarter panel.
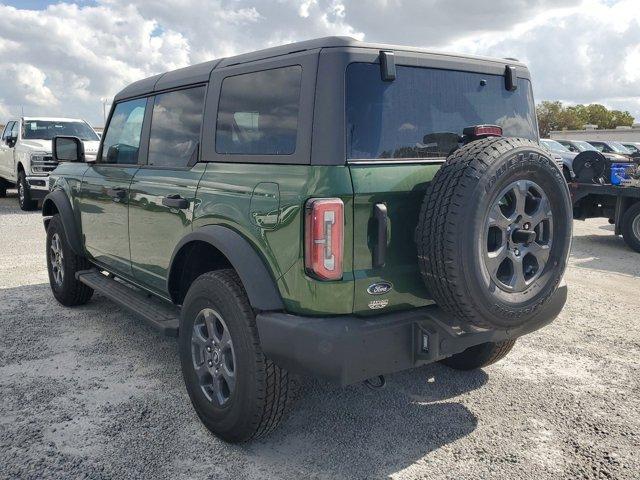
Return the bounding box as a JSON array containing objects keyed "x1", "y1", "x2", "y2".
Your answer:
[{"x1": 194, "y1": 163, "x2": 355, "y2": 315}]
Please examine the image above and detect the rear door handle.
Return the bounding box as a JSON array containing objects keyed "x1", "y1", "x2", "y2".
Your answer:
[
  {"x1": 162, "y1": 194, "x2": 189, "y2": 209},
  {"x1": 373, "y1": 203, "x2": 388, "y2": 268},
  {"x1": 106, "y1": 187, "x2": 126, "y2": 200}
]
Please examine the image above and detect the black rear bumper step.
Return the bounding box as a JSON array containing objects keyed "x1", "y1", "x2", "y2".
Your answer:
[{"x1": 76, "y1": 270, "x2": 179, "y2": 337}]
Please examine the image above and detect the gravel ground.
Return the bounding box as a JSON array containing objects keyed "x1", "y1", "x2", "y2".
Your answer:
[{"x1": 1, "y1": 190, "x2": 639, "y2": 480}]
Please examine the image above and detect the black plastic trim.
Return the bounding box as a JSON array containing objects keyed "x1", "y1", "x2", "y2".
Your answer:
[
  {"x1": 168, "y1": 225, "x2": 284, "y2": 310},
  {"x1": 256, "y1": 283, "x2": 567, "y2": 385},
  {"x1": 42, "y1": 189, "x2": 83, "y2": 256}
]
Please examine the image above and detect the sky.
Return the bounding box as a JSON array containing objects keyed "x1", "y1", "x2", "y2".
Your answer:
[{"x1": 0, "y1": 0, "x2": 639, "y2": 126}]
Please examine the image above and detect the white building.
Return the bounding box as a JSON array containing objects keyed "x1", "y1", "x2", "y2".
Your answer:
[{"x1": 549, "y1": 124, "x2": 640, "y2": 142}]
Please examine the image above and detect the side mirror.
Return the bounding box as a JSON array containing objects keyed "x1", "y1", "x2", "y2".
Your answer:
[
  {"x1": 52, "y1": 136, "x2": 86, "y2": 163},
  {"x1": 6, "y1": 136, "x2": 17, "y2": 148}
]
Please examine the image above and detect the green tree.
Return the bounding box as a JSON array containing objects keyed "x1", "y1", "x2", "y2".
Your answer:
[{"x1": 536, "y1": 101, "x2": 635, "y2": 137}]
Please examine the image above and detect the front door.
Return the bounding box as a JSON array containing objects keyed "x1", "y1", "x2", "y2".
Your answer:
[
  {"x1": 0, "y1": 122, "x2": 16, "y2": 181},
  {"x1": 128, "y1": 86, "x2": 207, "y2": 295},
  {"x1": 79, "y1": 97, "x2": 148, "y2": 277}
]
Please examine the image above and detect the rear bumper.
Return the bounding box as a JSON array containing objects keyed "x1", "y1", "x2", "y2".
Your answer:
[{"x1": 256, "y1": 283, "x2": 567, "y2": 386}]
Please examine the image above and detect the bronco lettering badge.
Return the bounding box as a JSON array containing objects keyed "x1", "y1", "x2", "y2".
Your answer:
[{"x1": 367, "y1": 282, "x2": 393, "y2": 295}]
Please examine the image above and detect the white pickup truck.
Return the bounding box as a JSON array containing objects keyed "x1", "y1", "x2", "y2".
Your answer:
[{"x1": 0, "y1": 117, "x2": 100, "y2": 210}]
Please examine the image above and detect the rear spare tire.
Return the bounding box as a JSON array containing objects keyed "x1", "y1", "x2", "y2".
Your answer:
[{"x1": 416, "y1": 137, "x2": 572, "y2": 329}]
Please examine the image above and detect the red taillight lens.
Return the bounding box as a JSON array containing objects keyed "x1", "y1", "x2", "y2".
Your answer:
[
  {"x1": 304, "y1": 198, "x2": 344, "y2": 281},
  {"x1": 474, "y1": 125, "x2": 503, "y2": 137}
]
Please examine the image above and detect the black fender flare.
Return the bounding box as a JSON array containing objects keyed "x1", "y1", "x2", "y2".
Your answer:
[
  {"x1": 168, "y1": 225, "x2": 284, "y2": 311},
  {"x1": 42, "y1": 190, "x2": 84, "y2": 256}
]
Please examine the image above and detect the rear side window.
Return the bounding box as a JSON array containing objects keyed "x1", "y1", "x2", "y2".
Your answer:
[
  {"x1": 216, "y1": 66, "x2": 302, "y2": 155},
  {"x1": 148, "y1": 86, "x2": 206, "y2": 167},
  {"x1": 346, "y1": 63, "x2": 537, "y2": 160},
  {"x1": 101, "y1": 98, "x2": 147, "y2": 164}
]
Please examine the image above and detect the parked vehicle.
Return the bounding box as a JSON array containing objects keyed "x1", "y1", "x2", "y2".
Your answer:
[
  {"x1": 621, "y1": 142, "x2": 640, "y2": 157},
  {"x1": 0, "y1": 117, "x2": 100, "y2": 210},
  {"x1": 587, "y1": 140, "x2": 634, "y2": 157},
  {"x1": 42, "y1": 37, "x2": 571, "y2": 442},
  {"x1": 540, "y1": 139, "x2": 577, "y2": 180}
]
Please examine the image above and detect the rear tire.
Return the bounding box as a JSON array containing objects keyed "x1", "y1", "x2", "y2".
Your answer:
[
  {"x1": 621, "y1": 202, "x2": 640, "y2": 253},
  {"x1": 46, "y1": 214, "x2": 94, "y2": 306},
  {"x1": 440, "y1": 339, "x2": 516, "y2": 370},
  {"x1": 18, "y1": 171, "x2": 37, "y2": 211},
  {"x1": 179, "y1": 270, "x2": 292, "y2": 443}
]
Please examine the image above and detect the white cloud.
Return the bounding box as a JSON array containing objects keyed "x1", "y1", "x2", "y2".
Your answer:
[{"x1": 0, "y1": 0, "x2": 638, "y2": 125}]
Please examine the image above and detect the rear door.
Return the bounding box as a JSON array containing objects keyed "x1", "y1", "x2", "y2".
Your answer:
[
  {"x1": 128, "y1": 85, "x2": 207, "y2": 296},
  {"x1": 79, "y1": 97, "x2": 147, "y2": 277},
  {"x1": 346, "y1": 61, "x2": 538, "y2": 314}
]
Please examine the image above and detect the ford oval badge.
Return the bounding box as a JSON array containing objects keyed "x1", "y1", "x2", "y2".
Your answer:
[{"x1": 367, "y1": 282, "x2": 393, "y2": 295}]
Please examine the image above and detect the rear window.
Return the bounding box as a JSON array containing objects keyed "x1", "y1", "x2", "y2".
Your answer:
[
  {"x1": 216, "y1": 66, "x2": 302, "y2": 155},
  {"x1": 346, "y1": 63, "x2": 537, "y2": 160}
]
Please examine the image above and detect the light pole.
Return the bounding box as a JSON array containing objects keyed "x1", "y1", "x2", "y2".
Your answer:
[{"x1": 100, "y1": 98, "x2": 110, "y2": 126}]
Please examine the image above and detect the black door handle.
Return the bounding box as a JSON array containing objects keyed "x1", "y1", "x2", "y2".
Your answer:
[
  {"x1": 106, "y1": 187, "x2": 126, "y2": 200},
  {"x1": 162, "y1": 194, "x2": 189, "y2": 209},
  {"x1": 373, "y1": 203, "x2": 388, "y2": 268}
]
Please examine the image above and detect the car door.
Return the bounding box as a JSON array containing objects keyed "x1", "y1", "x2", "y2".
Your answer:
[
  {"x1": 0, "y1": 121, "x2": 16, "y2": 180},
  {"x1": 79, "y1": 97, "x2": 148, "y2": 277},
  {"x1": 128, "y1": 85, "x2": 207, "y2": 295}
]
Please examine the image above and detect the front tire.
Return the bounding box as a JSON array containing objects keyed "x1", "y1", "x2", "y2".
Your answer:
[
  {"x1": 440, "y1": 339, "x2": 516, "y2": 370},
  {"x1": 46, "y1": 215, "x2": 94, "y2": 306},
  {"x1": 179, "y1": 270, "x2": 292, "y2": 443},
  {"x1": 621, "y1": 202, "x2": 640, "y2": 253},
  {"x1": 18, "y1": 171, "x2": 37, "y2": 211}
]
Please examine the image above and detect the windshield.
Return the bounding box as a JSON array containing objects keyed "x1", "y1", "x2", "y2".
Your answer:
[
  {"x1": 22, "y1": 120, "x2": 99, "y2": 141},
  {"x1": 346, "y1": 63, "x2": 537, "y2": 160},
  {"x1": 609, "y1": 141, "x2": 632, "y2": 154},
  {"x1": 570, "y1": 140, "x2": 598, "y2": 152},
  {"x1": 540, "y1": 139, "x2": 569, "y2": 152}
]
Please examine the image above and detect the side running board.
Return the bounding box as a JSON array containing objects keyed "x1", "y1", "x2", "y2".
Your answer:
[{"x1": 76, "y1": 270, "x2": 179, "y2": 337}]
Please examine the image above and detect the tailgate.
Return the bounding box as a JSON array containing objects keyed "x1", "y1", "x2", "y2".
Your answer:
[{"x1": 349, "y1": 162, "x2": 440, "y2": 315}]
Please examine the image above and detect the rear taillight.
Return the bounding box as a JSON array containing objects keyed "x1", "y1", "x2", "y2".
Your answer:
[{"x1": 304, "y1": 198, "x2": 344, "y2": 281}]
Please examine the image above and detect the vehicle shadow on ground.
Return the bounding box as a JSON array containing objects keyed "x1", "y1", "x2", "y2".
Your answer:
[
  {"x1": 243, "y1": 367, "x2": 485, "y2": 478},
  {"x1": 0, "y1": 284, "x2": 485, "y2": 479},
  {"x1": 570, "y1": 232, "x2": 640, "y2": 277}
]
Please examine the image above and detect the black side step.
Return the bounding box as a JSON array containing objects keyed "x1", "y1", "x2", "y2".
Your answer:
[{"x1": 76, "y1": 270, "x2": 179, "y2": 337}]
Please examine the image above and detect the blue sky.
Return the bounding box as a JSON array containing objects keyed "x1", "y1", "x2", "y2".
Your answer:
[{"x1": 0, "y1": 0, "x2": 639, "y2": 126}]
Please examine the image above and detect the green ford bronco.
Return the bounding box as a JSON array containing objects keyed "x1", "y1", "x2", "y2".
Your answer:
[{"x1": 43, "y1": 37, "x2": 571, "y2": 442}]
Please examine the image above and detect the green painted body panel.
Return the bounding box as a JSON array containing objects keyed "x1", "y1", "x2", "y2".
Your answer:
[
  {"x1": 194, "y1": 163, "x2": 354, "y2": 316},
  {"x1": 349, "y1": 163, "x2": 440, "y2": 315},
  {"x1": 50, "y1": 160, "x2": 440, "y2": 318},
  {"x1": 79, "y1": 165, "x2": 139, "y2": 277},
  {"x1": 128, "y1": 164, "x2": 207, "y2": 295}
]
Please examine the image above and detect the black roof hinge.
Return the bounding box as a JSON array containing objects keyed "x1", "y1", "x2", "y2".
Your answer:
[
  {"x1": 379, "y1": 51, "x2": 396, "y2": 82},
  {"x1": 504, "y1": 65, "x2": 518, "y2": 92}
]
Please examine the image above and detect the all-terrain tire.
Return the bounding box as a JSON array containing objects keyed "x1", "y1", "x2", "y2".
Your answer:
[
  {"x1": 46, "y1": 214, "x2": 94, "y2": 306},
  {"x1": 416, "y1": 137, "x2": 572, "y2": 329},
  {"x1": 440, "y1": 339, "x2": 517, "y2": 370},
  {"x1": 621, "y1": 201, "x2": 640, "y2": 253},
  {"x1": 179, "y1": 269, "x2": 293, "y2": 443},
  {"x1": 18, "y1": 171, "x2": 37, "y2": 211}
]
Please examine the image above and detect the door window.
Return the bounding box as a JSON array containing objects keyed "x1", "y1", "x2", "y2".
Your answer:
[
  {"x1": 148, "y1": 86, "x2": 206, "y2": 168},
  {"x1": 2, "y1": 122, "x2": 14, "y2": 141},
  {"x1": 10, "y1": 122, "x2": 19, "y2": 139},
  {"x1": 101, "y1": 98, "x2": 147, "y2": 164},
  {"x1": 215, "y1": 66, "x2": 302, "y2": 155}
]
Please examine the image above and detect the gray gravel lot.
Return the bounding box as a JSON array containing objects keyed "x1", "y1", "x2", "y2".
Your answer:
[{"x1": 1, "y1": 190, "x2": 639, "y2": 480}]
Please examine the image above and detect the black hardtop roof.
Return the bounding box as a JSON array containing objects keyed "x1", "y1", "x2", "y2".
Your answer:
[{"x1": 114, "y1": 36, "x2": 527, "y2": 101}]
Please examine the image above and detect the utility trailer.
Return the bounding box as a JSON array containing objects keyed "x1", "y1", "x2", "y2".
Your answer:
[{"x1": 569, "y1": 181, "x2": 640, "y2": 252}]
